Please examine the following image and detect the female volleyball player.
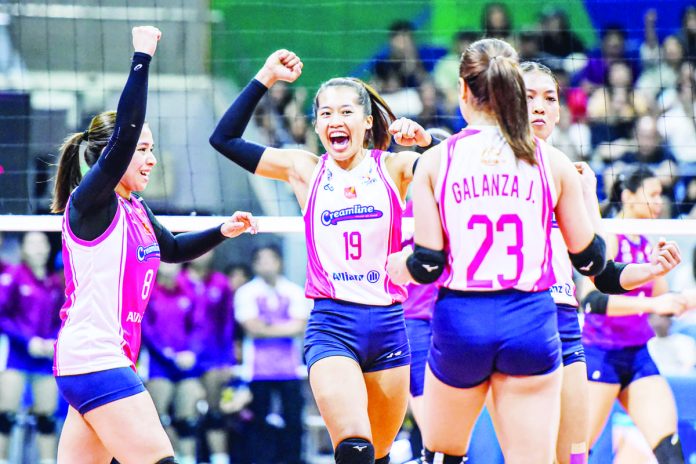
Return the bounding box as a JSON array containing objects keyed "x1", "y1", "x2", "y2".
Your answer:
[
  {"x1": 209, "y1": 49, "x2": 432, "y2": 463},
  {"x1": 143, "y1": 262, "x2": 204, "y2": 464},
  {"x1": 519, "y1": 61, "x2": 683, "y2": 464},
  {"x1": 0, "y1": 232, "x2": 63, "y2": 463},
  {"x1": 50, "y1": 27, "x2": 256, "y2": 464},
  {"x1": 387, "y1": 38, "x2": 607, "y2": 464},
  {"x1": 582, "y1": 167, "x2": 687, "y2": 463}
]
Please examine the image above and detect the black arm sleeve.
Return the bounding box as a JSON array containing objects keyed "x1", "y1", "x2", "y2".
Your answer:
[
  {"x1": 142, "y1": 201, "x2": 227, "y2": 264},
  {"x1": 209, "y1": 79, "x2": 268, "y2": 173},
  {"x1": 593, "y1": 260, "x2": 630, "y2": 295},
  {"x1": 68, "y1": 52, "x2": 152, "y2": 241}
]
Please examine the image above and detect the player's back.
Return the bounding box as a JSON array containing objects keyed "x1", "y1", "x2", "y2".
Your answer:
[{"x1": 436, "y1": 125, "x2": 555, "y2": 293}]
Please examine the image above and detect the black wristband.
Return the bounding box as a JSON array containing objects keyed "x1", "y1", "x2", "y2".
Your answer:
[
  {"x1": 581, "y1": 290, "x2": 609, "y2": 315},
  {"x1": 415, "y1": 136, "x2": 442, "y2": 154}
]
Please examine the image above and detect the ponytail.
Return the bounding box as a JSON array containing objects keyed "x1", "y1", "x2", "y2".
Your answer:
[
  {"x1": 601, "y1": 166, "x2": 657, "y2": 218},
  {"x1": 460, "y1": 38, "x2": 536, "y2": 164},
  {"x1": 359, "y1": 80, "x2": 396, "y2": 151},
  {"x1": 313, "y1": 77, "x2": 396, "y2": 151},
  {"x1": 487, "y1": 57, "x2": 536, "y2": 164},
  {"x1": 51, "y1": 132, "x2": 85, "y2": 213},
  {"x1": 51, "y1": 110, "x2": 117, "y2": 213}
]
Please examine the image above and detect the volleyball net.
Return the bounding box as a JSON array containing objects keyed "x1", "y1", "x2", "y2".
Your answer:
[{"x1": 1, "y1": 0, "x2": 696, "y2": 275}]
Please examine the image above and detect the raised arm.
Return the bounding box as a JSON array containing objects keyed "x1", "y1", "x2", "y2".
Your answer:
[
  {"x1": 71, "y1": 26, "x2": 161, "y2": 213},
  {"x1": 209, "y1": 49, "x2": 317, "y2": 183}
]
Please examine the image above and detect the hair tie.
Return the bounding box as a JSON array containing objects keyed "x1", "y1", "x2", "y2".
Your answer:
[
  {"x1": 82, "y1": 130, "x2": 89, "y2": 141},
  {"x1": 490, "y1": 55, "x2": 499, "y2": 63}
]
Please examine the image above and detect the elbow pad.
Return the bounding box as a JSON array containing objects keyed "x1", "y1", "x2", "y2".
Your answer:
[
  {"x1": 406, "y1": 244, "x2": 447, "y2": 284},
  {"x1": 593, "y1": 260, "x2": 629, "y2": 295},
  {"x1": 569, "y1": 234, "x2": 607, "y2": 276},
  {"x1": 581, "y1": 290, "x2": 609, "y2": 315}
]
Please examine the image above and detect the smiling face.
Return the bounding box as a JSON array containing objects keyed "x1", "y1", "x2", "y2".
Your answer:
[
  {"x1": 523, "y1": 70, "x2": 560, "y2": 141},
  {"x1": 314, "y1": 86, "x2": 373, "y2": 163},
  {"x1": 118, "y1": 124, "x2": 156, "y2": 196}
]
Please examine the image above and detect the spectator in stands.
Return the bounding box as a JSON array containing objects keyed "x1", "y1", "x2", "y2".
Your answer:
[
  {"x1": 234, "y1": 244, "x2": 308, "y2": 464},
  {"x1": 637, "y1": 34, "x2": 684, "y2": 105},
  {"x1": 433, "y1": 31, "x2": 477, "y2": 114},
  {"x1": 657, "y1": 61, "x2": 696, "y2": 163},
  {"x1": 588, "y1": 60, "x2": 649, "y2": 147},
  {"x1": 373, "y1": 21, "x2": 430, "y2": 91},
  {"x1": 518, "y1": 31, "x2": 546, "y2": 63},
  {"x1": 549, "y1": 102, "x2": 592, "y2": 162},
  {"x1": 414, "y1": 80, "x2": 455, "y2": 133},
  {"x1": 539, "y1": 8, "x2": 586, "y2": 59},
  {"x1": 481, "y1": 3, "x2": 513, "y2": 43},
  {"x1": 677, "y1": 5, "x2": 696, "y2": 64},
  {"x1": 648, "y1": 314, "x2": 696, "y2": 376},
  {"x1": 576, "y1": 25, "x2": 639, "y2": 89}
]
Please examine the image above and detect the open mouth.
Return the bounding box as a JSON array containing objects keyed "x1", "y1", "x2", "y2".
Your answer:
[
  {"x1": 329, "y1": 131, "x2": 350, "y2": 151},
  {"x1": 140, "y1": 170, "x2": 150, "y2": 181}
]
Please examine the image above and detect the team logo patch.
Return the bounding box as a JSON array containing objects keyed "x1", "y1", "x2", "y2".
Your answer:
[
  {"x1": 137, "y1": 243, "x2": 161, "y2": 262},
  {"x1": 321, "y1": 205, "x2": 383, "y2": 226},
  {"x1": 344, "y1": 186, "x2": 357, "y2": 199}
]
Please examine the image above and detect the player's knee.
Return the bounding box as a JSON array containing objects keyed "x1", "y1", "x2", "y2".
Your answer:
[
  {"x1": 35, "y1": 413, "x2": 57, "y2": 434},
  {"x1": 0, "y1": 411, "x2": 16, "y2": 435},
  {"x1": 335, "y1": 437, "x2": 374, "y2": 464},
  {"x1": 154, "y1": 457, "x2": 179, "y2": 464},
  {"x1": 422, "y1": 448, "x2": 468, "y2": 464},
  {"x1": 653, "y1": 433, "x2": 684, "y2": 464},
  {"x1": 172, "y1": 417, "x2": 197, "y2": 438}
]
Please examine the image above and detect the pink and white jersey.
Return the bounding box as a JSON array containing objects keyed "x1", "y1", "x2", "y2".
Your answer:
[
  {"x1": 304, "y1": 150, "x2": 407, "y2": 305},
  {"x1": 54, "y1": 194, "x2": 161, "y2": 376},
  {"x1": 436, "y1": 126, "x2": 556, "y2": 292},
  {"x1": 549, "y1": 216, "x2": 578, "y2": 306}
]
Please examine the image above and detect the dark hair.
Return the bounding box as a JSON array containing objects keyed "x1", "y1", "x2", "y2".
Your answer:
[
  {"x1": 481, "y1": 2, "x2": 512, "y2": 38},
  {"x1": 460, "y1": 38, "x2": 536, "y2": 164},
  {"x1": 602, "y1": 166, "x2": 657, "y2": 217},
  {"x1": 520, "y1": 61, "x2": 560, "y2": 94},
  {"x1": 601, "y1": 24, "x2": 626, "y2": 41},
  {"x1": 51, "y1": 111, "x2": 117, "y2": 213},
  {"x1": 224, "y1": 262, "x2": 252, "y2": 280},
  {"x1": 455, "y1": 31, "x2": 478, "y2": 43},
  {"x1": 251, "y1": 243, "x2": 283, "y2": 263},
  {"x1": 313, "y1": 78, "x2": 396, "y2": 151},
  {"x1": 389, "y1": 20, "x2": 414, "y2": 36}
]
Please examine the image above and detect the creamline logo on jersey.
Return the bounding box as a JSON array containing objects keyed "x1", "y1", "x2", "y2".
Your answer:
[
  {"x1": 332, "y1": 270, "x2": 380, "y2": 284},
  {"x1": 136, "y1": 243, "x2": 161, "y2": 262},
  {"x1": 321, "y1": 204, "x2": 384, "y2": 226}
]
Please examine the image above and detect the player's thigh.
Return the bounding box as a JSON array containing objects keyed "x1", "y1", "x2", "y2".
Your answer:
[
  {"x1": 364, "y1": 364, "x2": 409, "y2": 458},
  {"x1": 174, "y1": 378, "x2": 205, "y2": 418},
  {"x1": 0, "y1": 369, "x2": 25, "y2": 411},
  {"x1": 57, "y1": 406, "x2": 111, "y2": 464},
  {"x1": 421, "y1": 365, "x2": 489, "y2": 456},
  {"x1": 147, "y1": 378, "x2": 175, "y2": 416},
  {"x1": 31, "y1": 374, "x2": 59, "y2": 415},
  {"x1": 83, "y1": 391, "x2": 174, "y2": 464},
  {"x1": 619, "y1": 375, "x2": 678, "y2": 448},
  {"x1": 309, "y1": 356, "x2": 371, "y2": 448},
  {"x1": 489, "y1": 369, "x2": 562, "y2": 464}
]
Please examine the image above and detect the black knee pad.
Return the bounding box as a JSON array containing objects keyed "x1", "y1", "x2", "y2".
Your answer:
[
  {"x1": 0, "y1": 411, "x2": 16, "y2": 435},
  {"x1": 154, "y1": 457, "x2": 179, "y2": 464},
  {"x1": 204, "y1": 410, "x2": 225, "y2": 430},
  {"x1": 653, "y1": 434, "x2": 684, "y2": 464},
  {"x1": 172, "y1": 418, "x2": 197, "y2": 438},
  {"x1": 422, "y1": 448, "x2": 468, "y2": 464},
  {"x1": 335, "y1": 437, "x2": 374, "y2": 464},
  {"x1": 375, "y1": 455, "x2": 390, "y2": 464},
  {"x1": 35, "y1": 414, "x2": 57, "y2": 434}
]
